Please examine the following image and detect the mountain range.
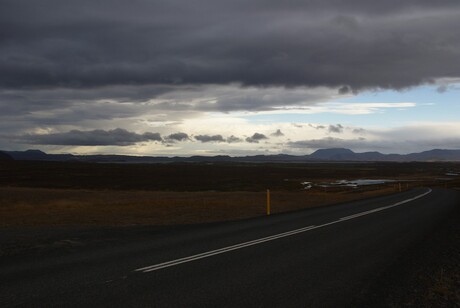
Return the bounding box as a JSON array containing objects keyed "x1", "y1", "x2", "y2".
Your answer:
[{"x1": 2, "y1": 148, "x2": 460, "y2": 163}]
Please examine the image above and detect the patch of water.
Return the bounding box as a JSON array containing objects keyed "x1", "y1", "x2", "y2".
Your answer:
[
  {"x1": 300, "y1": 182, "x2": 312, "y2": 189},
  {"x1": 307, "y1": 179, "x2": 398, "y2": 188}
]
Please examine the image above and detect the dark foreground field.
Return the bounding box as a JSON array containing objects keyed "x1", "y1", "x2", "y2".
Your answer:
[
  {"x1": 1, "y1": 160, "x2": 459, "y2": 306},
  {"x1": 1, "y1": 160, "x2": 458, "y2": 191},
  {"x1": 1, "y1": 160, "x2": 459, "y2": 227}
]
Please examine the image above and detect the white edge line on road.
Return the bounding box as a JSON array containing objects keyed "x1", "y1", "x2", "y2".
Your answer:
[{"x1": 135, "y1": 188, "x2": 432, "y2": 273}]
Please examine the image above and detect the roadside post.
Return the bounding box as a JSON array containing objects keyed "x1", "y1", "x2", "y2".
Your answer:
[{"x1": 267, "y1": 189, "x2": 271, "y2": 215}]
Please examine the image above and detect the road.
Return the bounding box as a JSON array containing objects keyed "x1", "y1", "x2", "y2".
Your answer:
[{"x1": 1, "y1": 188, "x2": 458, "y2": 307}]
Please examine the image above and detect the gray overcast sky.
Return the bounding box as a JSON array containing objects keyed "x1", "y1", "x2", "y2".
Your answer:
[{"x1": 1, "y1": 0, "x2": 460, "y2": 155}]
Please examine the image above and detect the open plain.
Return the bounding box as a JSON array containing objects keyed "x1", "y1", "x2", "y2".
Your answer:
[
  {"x1": 1, "y1": 160, "x2": 459, "y2": 307},
  {"x1": 0, "y1": 160, "x2": 459, "y2": 227}
]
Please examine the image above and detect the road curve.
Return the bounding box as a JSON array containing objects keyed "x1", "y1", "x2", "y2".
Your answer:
[{"x1": 1, "y1": 188, "x2": 458, "y2": 307}]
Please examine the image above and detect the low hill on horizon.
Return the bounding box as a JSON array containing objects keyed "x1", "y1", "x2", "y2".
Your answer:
[
  {"x1": 0, "y1": 151, "x2": 13, "y2": 161},
  {"x1": 2, "y1": 148, "x2": 460, "y2": 163}
]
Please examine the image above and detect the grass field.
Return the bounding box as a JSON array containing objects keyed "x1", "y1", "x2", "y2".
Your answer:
[
  {"x1": 0, "y1": 186, "x2": 401, "y2": 227},
  {"x1": 1, "y1": 160, "x2": 459, "y2": 227}
]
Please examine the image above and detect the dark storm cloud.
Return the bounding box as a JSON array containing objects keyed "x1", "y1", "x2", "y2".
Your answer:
[
  {"x1": 352, "y1": 128, "x2": 366, "y2": 134},
  {"x1": 193, "y1": 134, "x2": 247, "y2": 143},
  {"x1": 155, "y1": 86, "x2": 337, "y2": 113},
  {"x1": 309, "y1": 124, "x2": 326, "y2": 130},
  {"x1": 194, "y1": 135, "x2": 225, "y2": 143},
  {"x1": 166, "y1": 132, "x2": 190, "y2": 142},
  {"x1": 0, "y1": 85, "x2": 174, "y2": 125},
  {"x1": 2, "y1": 0, "x2": 460, "y2": 91},
  {"x1": 338, "y1": 86, "x2": 352, "y2": 95},
  {"x1": 19, "y1": 128, "x2": 162, "y2": 146},
  {"x1": 328, "y1": 124, "x2": 344, "y2": 133},
  {"x1": 227, "y1": 135, "x2": 243, "y2": 143},
  {"x1": 0, "y1": 86, "x2": 338, "y2": 128},
  {"x1": 270, "y1": 129, "x2": 285, "y2": 137},
  {"x1": 246, "y1": 133, "x2": 268, "y2": 143}
]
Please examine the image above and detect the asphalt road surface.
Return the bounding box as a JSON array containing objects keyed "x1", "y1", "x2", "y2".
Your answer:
[{"x1": 1, "y1": 188, "x2": 458, "y2": 307}]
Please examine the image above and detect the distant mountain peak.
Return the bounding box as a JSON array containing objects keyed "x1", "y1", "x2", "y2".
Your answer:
[
  {"x1": 312, "y1": 148, "x2": 355, "y2": 154},
  {"x1": 24, "y1": 149, "x2": 47, "y2": 155},
  {"x1": 310, "y1": 148, "x2": 356, "y2": 160}
]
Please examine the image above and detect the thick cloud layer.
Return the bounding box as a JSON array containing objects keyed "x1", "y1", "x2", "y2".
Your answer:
[
  {"x1": 2, "y1": 1, "x2": 460, "y2": 155},
  {"x1": 17, "y1": 129, "x2": 249, "y2": 147},
  {"x1": 19, "y1": 128, "x2": 162, "y2": 146},
  {"x1": 2, "y1": 0, "x2": 460, "y2": 90}
]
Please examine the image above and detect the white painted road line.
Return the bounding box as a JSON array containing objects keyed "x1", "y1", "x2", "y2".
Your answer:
[
  {"x1": 135, "y1": 188, "x2": 432, "y2": 273},
  {"x1": 136, "y1": 225, "x2": 317, "y2": 272}
]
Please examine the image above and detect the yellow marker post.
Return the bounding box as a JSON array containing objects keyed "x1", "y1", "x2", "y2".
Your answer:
[{"x1": 267, "y1": 189, "x2": 271, "y2": 215}]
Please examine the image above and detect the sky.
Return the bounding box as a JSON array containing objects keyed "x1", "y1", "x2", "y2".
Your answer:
[{"x1": 1, "y1": 0, "x2": 460, "y2": 156}]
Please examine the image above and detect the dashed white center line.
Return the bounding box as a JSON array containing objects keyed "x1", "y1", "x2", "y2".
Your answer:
[{"x1": 135, "y1": 188, "x2": 432, "y2": 273}]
